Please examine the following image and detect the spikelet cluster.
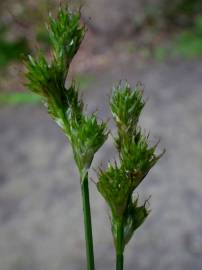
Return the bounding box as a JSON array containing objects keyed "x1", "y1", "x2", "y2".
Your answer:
[
  {"x1": 97, "y1": 82, "x2": 164, "y2": 249},
  {"x1": 25, "y1": 8, "x2": 108, "y2": 180}
]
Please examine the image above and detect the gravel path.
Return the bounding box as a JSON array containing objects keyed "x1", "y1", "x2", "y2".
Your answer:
[{"x1": 0, "y1": 59, "x2": 202, "y2": 270}]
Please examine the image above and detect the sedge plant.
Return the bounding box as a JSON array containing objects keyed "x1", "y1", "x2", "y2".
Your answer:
[
  {"x1": 25, "y1": 6, "x2": 164, "y2": 270},
  {"x1": 97, "y1": 83, "x2": 165, "y2": 270},
  {"x1": 25, "y1": 7, "x2": 108, "y2": 270}
]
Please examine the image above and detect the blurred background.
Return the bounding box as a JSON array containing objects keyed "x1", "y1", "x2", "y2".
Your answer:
[{"x1": 0, "y1": 0, "x2": 202, "y2": 269}]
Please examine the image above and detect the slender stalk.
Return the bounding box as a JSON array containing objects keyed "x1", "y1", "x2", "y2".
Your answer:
[
  {"x1": 81, "y1": 173, "x2": 95, "y2": 270},
  {"x1": 116, "y1": 220, "x2": 124, "y2": 270},
  {"x1": 116, "y1": 253, "x2": 124, "y2": 270}
]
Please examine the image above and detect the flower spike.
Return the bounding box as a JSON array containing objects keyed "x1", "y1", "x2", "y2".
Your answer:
[
  {"x1": 97, "y1": 82, "x2": 164, "y2": 266},
  {"x1": 25, "y1": 7, "x2": 108, "y2": 270}
]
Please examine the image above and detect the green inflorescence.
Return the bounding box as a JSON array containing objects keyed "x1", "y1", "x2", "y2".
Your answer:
[
  {"x1": 25, "y1": 6, "x2": 164, "y2": 270},
  {"x1": 97, "y1": 82, "x2": 165, "y2": 251},
  {"x1": 25, "y1": 7, "x2": 108, "y2": 180}
]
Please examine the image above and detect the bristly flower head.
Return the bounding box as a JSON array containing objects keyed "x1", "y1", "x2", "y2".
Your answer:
[
  {"x1": 68, "y1": 113, "x2": 108, "y2": 179},
  {"x1": 110, "y1": 82, "x2": 145, "y2": 132},
  {"x1": 48, "y1": 7, "x2": 85, "y2": 76},
  {"x1": 97, "y1": 81, "x2": 165, "y2": 250},
  {"x1": 25, "y1": 7, "x2": 108, "y2": 180},
  {"x1": 25, "y1": 7, "x2": 85, "y2": 124}
]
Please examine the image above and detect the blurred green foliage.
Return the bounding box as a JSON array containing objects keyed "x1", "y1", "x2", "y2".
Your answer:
[
  {"x1": 162, "y1": 0, "x2": 202, "y2": 28},
  {"x1": 161, "y1": 0, "x2": 202, "y2": 59},
  {"x1": 154, "y1": 14, "x2": 202, "y2": 60},
  {"x1": 0, "y1": 26, "x2": 29, "y2": 70},
  {"x1": 174, "y1": 15, "x2": 202, "y2": 58},
  {"x1": 0, "y1": 92, "x2": 40, "y2": 106}
]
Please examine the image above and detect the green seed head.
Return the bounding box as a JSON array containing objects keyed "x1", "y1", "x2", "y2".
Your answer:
[
  {"x1": 97, "y1": 82, "x2": 165, "y2": 249},
  {"x1": 25, "y1": 7, "x2": 108, "y2": 178}
]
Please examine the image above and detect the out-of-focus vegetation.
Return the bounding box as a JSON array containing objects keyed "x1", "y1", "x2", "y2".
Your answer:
[
  {"x1": 161, "y1": 0, "x2": 202, "y2": 28},
  {"x1": 0, "y1": 26, "x2": 29, "y2": 70},
  {"x1": 0, "y1": 92, "x2": 40, "y2": 106},
  {"x1": 154, "y1": 14, "x2": 202, "y2": 61},
  {"x1": 0, "y1": 0, "x2": 202, "y2": 104},
  {"x1": 136, "y1": 0, "x2": 202, "y2": 60},
  {"x1": 175, "y1": 15, "x2": 202, "y2": 58}
]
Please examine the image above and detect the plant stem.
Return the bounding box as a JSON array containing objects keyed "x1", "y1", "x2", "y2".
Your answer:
[
  {"x1": 81, "y1": 173, "x2": 95, "y2": 270},
  {"x1": 116, "y1": 220, "x2": 124, "y2": 270},
  {"x1": 116, "y1": 253, "x2": 124, "y2": 270},
  {"x1": 62, "y1": 111, "x2": 95, "y2": 269}
]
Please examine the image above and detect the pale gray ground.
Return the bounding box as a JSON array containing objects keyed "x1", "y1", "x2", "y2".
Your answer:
[{"x1": 0, "y1": 59, "x2": 202, "y2": 270}]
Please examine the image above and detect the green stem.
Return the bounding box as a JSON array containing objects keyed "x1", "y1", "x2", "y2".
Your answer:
[
  {"x1": 116, "y1": 220, "x2": 124, "y2": 270},
  {"x1": 81, "y1": 173, "x2": 95, "y2": 270},
  {"x1": 116, "y1": 253, "x2": 124, "y2": 270},
  {"x1": 61, "y1": 112, "x2": 95, "y2": 269}
]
